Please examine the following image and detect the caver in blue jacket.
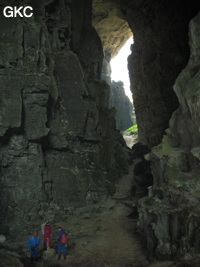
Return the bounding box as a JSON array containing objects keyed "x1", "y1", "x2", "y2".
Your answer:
[
  {"x1": 26, "y1": 232, "x2": 41, "y2": 261},
  {"x1": 57, "y1": 227, "x2": 68, "y2": 260}
]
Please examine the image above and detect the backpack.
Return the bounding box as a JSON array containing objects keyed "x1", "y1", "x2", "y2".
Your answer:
[
  {"x1": 61, "y1": 232, "x2": 68, "y2": 244},
  {"x1": 41, "y1": 223, "x2": 45, "y2": 235}
]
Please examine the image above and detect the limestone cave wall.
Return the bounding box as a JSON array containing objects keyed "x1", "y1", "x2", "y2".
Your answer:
[
  {"x1": 94, "y1": 0, "x2": 199, "y2": 148},
  {"x1": 138, "y1": 11, "x2": 200, "y2": 260},
  {"x1": 93, "y1": 0, "x2": 200, "y2": 260},
  {"x1": 0, "y1": 0, "x2": 129, "y2": 236},
  {"x1": 116, "y1": 0, "x2": 200, "y2": 260},
  {"x1": 1, "y1": 0, "x2": 200, "y2": 261},
  {"x1": 125, "y1": 0, "x2": 199, "y2": 148}
]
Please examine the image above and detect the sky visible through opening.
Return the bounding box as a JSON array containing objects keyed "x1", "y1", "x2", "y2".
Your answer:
[{"x1": 110, "y1": 37, "x2": 133, "y2": 101}]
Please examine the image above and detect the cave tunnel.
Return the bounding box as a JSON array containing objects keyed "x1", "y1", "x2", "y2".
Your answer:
[
  {"x1": 92, "y1": 0, "x2": 198, "y2": 148},
  {"x1": 1, "y1": 0, "x2": 200, "y2": 265}
]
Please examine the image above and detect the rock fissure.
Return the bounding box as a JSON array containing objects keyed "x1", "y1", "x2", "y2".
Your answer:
[{"x1": 0, "y1": 0, "x2": 200, "y2": 265}]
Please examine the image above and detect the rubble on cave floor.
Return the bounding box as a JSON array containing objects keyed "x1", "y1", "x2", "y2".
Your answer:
[{"x1": 1, "y1": 163, "x2": 200, "y2": 267}]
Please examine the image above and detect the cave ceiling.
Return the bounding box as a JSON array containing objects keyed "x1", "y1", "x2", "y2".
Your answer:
[{"x1": 92, "y1": 0, "x2": 132, "y2": 59}]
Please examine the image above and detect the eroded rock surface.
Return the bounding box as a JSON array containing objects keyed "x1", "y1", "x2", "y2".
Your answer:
[
  {"x1": 93, "y1": 0, "x2": 132, "y2": 58},
  {"x1": 138, "y1": 11, "x2": 200, "y2": 260},
  {"x1": 1, "y1": 0, "x2": 200, "y2": 264},
  {"x1": 92, "y1": 0, "x2": 200, "y2": 261},
  {"x1": 0, "y1": 0, "x2": 129, "y2": 237}
]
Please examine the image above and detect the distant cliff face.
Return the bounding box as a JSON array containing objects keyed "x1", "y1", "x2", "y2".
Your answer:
[{"x1": 109, "y1": 81, "x2": 133, "y2": 131}]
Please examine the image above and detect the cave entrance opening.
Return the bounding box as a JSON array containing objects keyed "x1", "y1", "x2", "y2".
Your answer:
[
  {"x1": 110, "y1": 37, "x2": 133, "y2": 101},
  {"x1": 109, "y1": 37, "x2": 137, "y2": 148},
  {"x1": 92, "y1": 1, "x2": 137, "y2": 147}
]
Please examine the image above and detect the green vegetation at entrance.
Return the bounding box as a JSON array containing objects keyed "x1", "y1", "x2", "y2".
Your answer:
[{"x1": 126, "y1": 124, "x2": 138, "y2": 133}]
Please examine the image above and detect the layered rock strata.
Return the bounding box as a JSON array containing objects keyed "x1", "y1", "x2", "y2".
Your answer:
[
  {"x1": 0, "y1": 0, "x2": 129, "y2": 236},
  {"x1": 138, "y1": 12, "x2": 200, "y2": 260},
  {"x1": 1, "y1": 0, "x2": 200, "y2": 262},
  {"x1": 93, "y1": 0, "x2": 200, "y2": 260}
]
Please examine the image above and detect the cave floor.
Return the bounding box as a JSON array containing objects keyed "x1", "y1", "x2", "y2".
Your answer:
[
  {"x1": 122, "y1": 133, "x2": 136, "y2": 149},
  {"x1": 41, "y1": 164, "x2": 150, "y2": 266},
  {"x1": 3, "y1": 163, "x2": 200, "y2": 266}
]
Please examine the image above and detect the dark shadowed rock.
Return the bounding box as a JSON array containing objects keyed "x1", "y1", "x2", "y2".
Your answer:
[
  {"x1": 0, "y1": 0, "x2": 130, "y2": 238},
  {"x1": 109, "y1": 81, "x2": 133, "y2": 131},
  {"x1": 0, "y1": 250, "x2": 23, "y2": 267},
  {"x1": 0, "y1": 0, "x2": 200, "y2": 264}
]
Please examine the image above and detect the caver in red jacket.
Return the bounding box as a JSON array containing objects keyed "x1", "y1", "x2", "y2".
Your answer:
[{"x1": 43, "y1": 222, "x2": 52, "y2": 249}]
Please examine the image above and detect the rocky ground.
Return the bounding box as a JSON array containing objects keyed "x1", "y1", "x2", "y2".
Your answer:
[
  {"x1": 1, "y1": 160, "x2": 200, "y2": 267},
  {"x1": 122, "y1": 133, "x2": 136, "y2": 149},
  {"x1": 0, "y1": 163, "x2": 147, "y2": 267}
]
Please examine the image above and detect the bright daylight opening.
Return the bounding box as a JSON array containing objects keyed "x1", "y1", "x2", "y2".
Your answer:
[
  {"x1": 110, "y1": 37, "x2": 137, "y2": 149},
  {"x1": 110, "y1": 37, "x2": 133, "y2": 101}
]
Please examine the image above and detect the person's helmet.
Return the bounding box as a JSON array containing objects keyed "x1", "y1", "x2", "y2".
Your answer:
[{"x1": 33, "y1": 231, "x2": 38, "y2": 237}]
